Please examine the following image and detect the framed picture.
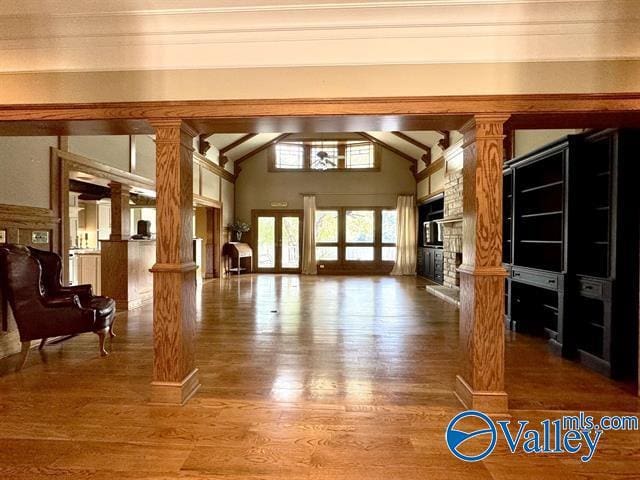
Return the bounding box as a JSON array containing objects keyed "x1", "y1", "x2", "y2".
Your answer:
[
  {"x1": 31, "y1": 231, "x2": 49, "y2": 244},
  {"x1": 0, "y1": 229, "x2": 5, "y2": 243}
]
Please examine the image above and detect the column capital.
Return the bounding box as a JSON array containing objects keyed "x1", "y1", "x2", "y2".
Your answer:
[
  {"x1": 148, "y1": 119, "x2": 198, "y2": 149},
  {"x1": 460, "y1": 115, "x2": 511, "y2": 146}
]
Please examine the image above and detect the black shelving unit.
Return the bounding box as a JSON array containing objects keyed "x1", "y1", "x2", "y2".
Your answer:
[
  {"x1": 417, "y1": 194, "x2": 444, "y2": 284},
  {"x1": 506, "y1": 138, "x2": 571, "y2": 353},
  {"x1": 503, "y1": 169, "x2": 513, "y2": 327},
  {"x1": 569, "y1": 129, "x2": 639, "y2": 378},
  {"x1": 503, "y1": 129, "x2": 639, "y2": 381}
]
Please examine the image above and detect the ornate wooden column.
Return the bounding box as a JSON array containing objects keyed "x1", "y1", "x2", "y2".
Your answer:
[
  {"x1": 109, "y1": 182, "x2": 131, "y2": 241},
  {"x1": 149, "y1": 120, "x2": 200, "y2": 405},
  {"x1": 456, "y1": 115, "x2": 510, "y2": 414}
]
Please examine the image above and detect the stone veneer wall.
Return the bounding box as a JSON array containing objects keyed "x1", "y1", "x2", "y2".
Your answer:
[{"x1": 443, "y1": 168, "x2": 463, "y2": 288}]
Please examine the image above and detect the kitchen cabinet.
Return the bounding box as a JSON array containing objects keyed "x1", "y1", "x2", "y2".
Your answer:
[
  {"x1": 76, "y1": 253, "x2": 101, "y2": 295},
  {"x1": 69, "y1": 193, "x2": 80, "y2": 248},
  {"x1": 97, "y1": 202, "x2": 111, "y2": 241}
]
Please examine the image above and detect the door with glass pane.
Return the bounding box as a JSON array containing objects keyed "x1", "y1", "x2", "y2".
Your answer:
[{"x1": 253, "y1": 210, "x2": 302, "y2": 273}]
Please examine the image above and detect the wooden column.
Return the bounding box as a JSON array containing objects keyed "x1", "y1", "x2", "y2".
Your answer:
[
  {"x1": 109, "y1": 182, "x2": 131, "y2": 241},
  {"x1": 456, "y1": 115, "x2": 510, "y2": 414},
  {"x1": 149, "y1": 120, "x2": 200, "y2": 405}
]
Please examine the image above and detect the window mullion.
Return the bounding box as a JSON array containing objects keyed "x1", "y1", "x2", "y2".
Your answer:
[
  {"x1": 304, "y1": 143, "x2": 311, "y2": 169},
  {"x1": 338, "y1": 207, "x2": 345, "y2": 264}
]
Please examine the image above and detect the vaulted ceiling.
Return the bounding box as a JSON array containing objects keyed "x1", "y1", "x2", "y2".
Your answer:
[
  {"x1": 0, "y1": 0, "x2": 638, "y2": 73},
  {"x1": 205, "y1": 130, "x2": 452, "y2": 166}
]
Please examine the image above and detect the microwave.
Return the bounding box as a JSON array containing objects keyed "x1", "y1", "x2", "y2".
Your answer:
[{"x1": 423, "y1": 221, "x2": 442, "y2": 246}]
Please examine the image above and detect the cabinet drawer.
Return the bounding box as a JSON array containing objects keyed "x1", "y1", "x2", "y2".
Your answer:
[
  {"x1": 577, "y1": 277, "x2": 611, "y2": 300},
  {"x1": 433, "y1": 249, "x2": 444, "y2": 259},
  {"x1": 511, "y1": 267, "x2": 561, "y2": 291}
]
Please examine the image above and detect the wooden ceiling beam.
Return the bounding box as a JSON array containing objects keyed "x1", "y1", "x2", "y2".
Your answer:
[
  {"x1": 357, "y1": 132, "x2": 417, "y2": 167},
  {"x1": 391, "y1": 131, "x2": 432, "y2": 167},
  {"x1": 234, "y1": 133, "x2": 291, "y2": 177},
  {"x1": 391, "y1": 131, "x2": 430, "y2": 151},
  {"x1": 219, "y1": 132, "x2": 258, "y2": 167},
  {"x1": 220, "y1": 133, "x2": 258, "y2": 154}
]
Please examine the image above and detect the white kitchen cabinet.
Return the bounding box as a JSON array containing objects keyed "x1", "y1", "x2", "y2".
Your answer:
[
  {"x1": 69, "y1": 192, "x2": 80, "y2": 248},
  {"x1": 68, "y1": 253, "x2": 78, "y2": 286},
  {"x1": 97, "y1": 202, "x2": 111, "y2": 241}
]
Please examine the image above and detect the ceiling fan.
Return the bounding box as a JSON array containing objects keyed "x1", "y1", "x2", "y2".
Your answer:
[
  {"x1": 313, "y1": 138, "x2": 343, "y2": 170},
  {"x1": 314, "y1": 150, "x2": 337, "y2": 170}
]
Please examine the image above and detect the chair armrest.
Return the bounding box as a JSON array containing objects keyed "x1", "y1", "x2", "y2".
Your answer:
[
  {"x1": 42, "y1": 294, "x2": 81, "y2": 309},
  {"x1": 57, "y1": 284, "x2": 93, "y2": 298}
]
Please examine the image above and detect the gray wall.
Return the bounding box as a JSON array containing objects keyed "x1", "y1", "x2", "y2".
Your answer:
[
  {"x1": 0, "y1": 136, "x2": 57, "y2": 208},
  {"x1": 235, "y1": 147, "x2": 415, "y2": 223}
]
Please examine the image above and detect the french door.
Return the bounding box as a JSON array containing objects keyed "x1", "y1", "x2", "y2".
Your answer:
[{"x1": 252, "y1": 210, "x2": 303, "y2": 273}]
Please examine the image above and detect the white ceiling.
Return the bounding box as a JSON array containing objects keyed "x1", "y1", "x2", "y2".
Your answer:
[{"x1": 0, "y1": 0, "x2": 638, "y2": 73}]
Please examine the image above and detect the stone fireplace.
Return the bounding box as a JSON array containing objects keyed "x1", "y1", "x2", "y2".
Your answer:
[{"x1": 441, "y1": 168, "x2": 463, "y2": 289}]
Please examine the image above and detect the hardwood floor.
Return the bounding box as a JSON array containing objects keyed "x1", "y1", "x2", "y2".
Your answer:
[{"x1": 0, "y1": 275, "x2": 638, "y2": 479}]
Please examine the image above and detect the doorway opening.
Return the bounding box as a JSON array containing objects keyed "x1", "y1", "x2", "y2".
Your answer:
[{"x1": 194, "y1": 204, "x2": 222, "y2": 281}]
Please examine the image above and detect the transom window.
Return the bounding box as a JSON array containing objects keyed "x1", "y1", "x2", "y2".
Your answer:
[
  {"x1": 275, "y1": 142, "x2": 304, "y2": 169},
  {"x1": 310, "y1": 141, "x2": 338, "y2": 170},
  {"x1": 315, "y1": 207, "x2": 397, "y2": 263},
  {"x1": 345, "y1": 142, "x2": 375, "y2": 168},
  {"x1": 272, "y1": 139, "x2": 378, "y2": 171}
]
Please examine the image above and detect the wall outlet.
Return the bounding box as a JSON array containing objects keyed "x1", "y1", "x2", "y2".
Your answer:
[{"x1": 319, "y1": 264, "x2": 325, "y2": 269}]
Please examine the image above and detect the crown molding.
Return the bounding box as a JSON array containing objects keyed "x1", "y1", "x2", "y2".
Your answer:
[{"x1": 0, "y1": 0, "x2": 638, "y2": 73}]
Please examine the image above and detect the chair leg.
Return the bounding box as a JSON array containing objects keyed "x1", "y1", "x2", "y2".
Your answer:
[
  {"x1": 96, "y1": 328, "x2": 109, "y2": 357},
  {"x1": 39, "y1": 338, "x2": 48, "y2": 350},
  {"x1": 16, "y1": 341, "x2": 30, "y2": 371}
]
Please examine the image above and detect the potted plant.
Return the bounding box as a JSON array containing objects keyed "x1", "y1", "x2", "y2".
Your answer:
[{"x1": 228, "y1": 220, "x2": 251, "y2": 242}]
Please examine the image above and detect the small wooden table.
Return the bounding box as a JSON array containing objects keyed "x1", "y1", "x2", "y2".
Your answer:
[{"x1": 222, "y1": 242, "x2": 253, "y2": 276}]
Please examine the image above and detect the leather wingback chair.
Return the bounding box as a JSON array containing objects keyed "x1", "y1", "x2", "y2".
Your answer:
[
  {"x1": 0, "y1": 245, "x2": 116, "y2": 370},
  {"x1": 28, "y1": 246, "x2": 94, "y2": 305}
]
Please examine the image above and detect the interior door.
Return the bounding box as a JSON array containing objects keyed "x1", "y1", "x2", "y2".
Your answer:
[{"x1": 254, "y1": 210, "x2": 302, "y2": 273}]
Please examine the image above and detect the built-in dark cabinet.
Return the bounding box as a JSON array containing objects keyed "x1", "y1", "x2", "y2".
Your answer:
[
  {"x1": 504, "y1": 138, "x2": 571, "y2": 354},
  {"x1": 503, "y1": 129, "x2": 639, "y2": 380},
  {"x1": 418, "y1": 246, "x2": 443, "y2": 283},
  {"x1": 569, "y1": 129, "x2": 640, "y2": 378},
  {"x1": 417, "y1": 194, "x2": 444, "y2": 284}
]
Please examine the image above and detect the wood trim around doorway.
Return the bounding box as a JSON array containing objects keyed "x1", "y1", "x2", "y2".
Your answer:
[{"x1": 2, "y1": 93, "x2": 640, "y2": 121}]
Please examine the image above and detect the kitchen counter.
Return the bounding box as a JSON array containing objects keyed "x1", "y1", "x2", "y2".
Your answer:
[{"x1": 100, "y1": 239, "x2": 156, "y2": 311}]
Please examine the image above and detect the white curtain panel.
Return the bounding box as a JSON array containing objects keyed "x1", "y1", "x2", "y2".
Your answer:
[
  {"x1": 301, "y1": 195, "x2": 318, "y2": 275},
  {"x1": 391, "y1": 195, "x2": 417, "y2": 276}
]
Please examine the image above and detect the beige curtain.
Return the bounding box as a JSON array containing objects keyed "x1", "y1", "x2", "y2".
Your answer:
[
  {"x1": 390, "y1": 195, "x2": 417, "y2": 276},
  {"x1": 301, "y1": 195, "x2": 317, "y2": 275}
]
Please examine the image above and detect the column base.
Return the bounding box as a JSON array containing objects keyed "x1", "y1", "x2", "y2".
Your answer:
[
  {"x1": 455, "y1": 375, "x2": 509, "y2": 415},
  {"x1": 150, "y1": 368, "x2": 200, "y2": 405}
]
